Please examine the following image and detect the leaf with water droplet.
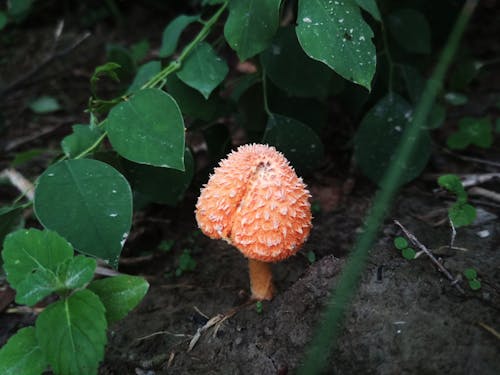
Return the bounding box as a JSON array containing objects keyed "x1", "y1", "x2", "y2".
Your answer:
[
  {"x1": 296, "y1": 0, "x2": 376, "y2": 90},
  {"x1": 34, "y1": 159, "x2": 132, "y2": 267}
]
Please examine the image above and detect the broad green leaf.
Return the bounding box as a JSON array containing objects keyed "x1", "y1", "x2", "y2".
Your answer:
[
  {"x1": 177, "y1": 42, "x2": 228, "y2": 99},
  {"x1": 33, "y1": 159, "x2": 132, "y2": 267},
  {"x1": 107, "y1": 88, "x2": 185, "y2": 169},
  {"x1": 127, "y1": 60, "x2": 161, "y2": 94},
  {"x1": 400, "y1": 65, "x2": 424, "y2": 103},
  {"x1": 387, "y1": 9, "x2": 431, "y2": 54},
  {"x1": 261, "y1": 26, "x2": 333, "y2": 98},
  {"x1": 393, "y1": 237, "x2": 408, "y2": 250},
  {"x1": 89, "y1": 275, "x2": 149, "y2": 324},
  {"x1": 237, "y1": 83, "x2": 267, "y2": 142},
  {"x1": 0, "y1": 327, "x2": 47, "y2": 375},
  {"x1": 263, "y1": 114, "x2": 324, "y2": 175},
  {"x1": 36, "y1": 289, "x2": 107, "y2": 375},
  {"x1": 124, "y1": 148, "x2": 194, "y2": 205},
  {"x1": 106, "y1": 44, "x2": 136, "y2": 81},
  {"x1": 159, "y1": 14, "x2": 199, "y2": 58},
  {"x1": 449, "y1": 203, "x2": 476, "y2": 228},
  {"x1": 296, "y1": 0, "x2": 376, "y2": 90},
  {"x1": 447, "y1": 117, "x2": 492, "y2": 149},
  {"x1": 0, "y1": 205, "x2": 23, "y2": 250},
  {"x1": 29, "y1": 96, "x2": 61, "y2": 114},
  {"x1": 224, "y1": 0, "x2": 281, "y2": 61},
  {"x1": 167, "y1": 74, "x2": 219, "y2": 121},
  {"x1": 56, "y1": 255, "x2": 96, "y2": 290},
  {"x1": 61, "y1": 124, "x2": 103, "y2": 158},
  {"x1": 354, "y1": 94, "x2": 431, "y2": 185},
  {"x1": 355, "y1": 0, "x2": 381, "y2": 21},
  {"x1": 130, "y1": 39, "x2": 150, "y2": 63},
  {"x1": 2, "y1": 228, "x2": 72, "y2": 292}
]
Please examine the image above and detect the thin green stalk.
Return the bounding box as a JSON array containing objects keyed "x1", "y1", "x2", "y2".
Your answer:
[
  {"x1": 298, "y1": 1, "x2": 478, "y2": 373},
  {"x1": 380, "y1": 23, "x2": 394, "y2": 92},
  {"x1": 74, "y1": 131, "x2": 108, "y2": 159},
  {"x1": 142, "y1": 2, "x2": 228, "y2": 90},
  {"x1": 261, "y1": 67, "x2": 272, "y2": 117}
]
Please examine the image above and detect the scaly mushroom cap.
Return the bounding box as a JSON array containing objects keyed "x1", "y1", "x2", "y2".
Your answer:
[{"x1": 195, "y1": 144, "x2": 312, "y2": 262}]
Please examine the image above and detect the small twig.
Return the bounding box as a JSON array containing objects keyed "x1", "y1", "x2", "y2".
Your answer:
[
  {"x1": 441, "y1": 148, "x2": 500, "y2": 168},
  {"x1": 449, "y1": 218, "x2": 456, "y2": 250},
  {"x1": 0, "y1": 168, "x2": 35, "y2": 201},
  {"x1": 394, "y1": 220, "x2": 465, "y2": 294},
  {"x1": 478, "y1": 322, "x2": 500, "y2": 340},
  {"x1": 468, "y1": 187, "x2": 500, "y2": 204},
  {"x1": 136, "y1": 330, "x2": 191, "y2": 341}
]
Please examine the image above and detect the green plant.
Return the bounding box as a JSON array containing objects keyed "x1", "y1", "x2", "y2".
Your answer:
[
  {"x1": 393, "y1": 236, "x2": 416, "y2": 260},
  {"x1": 447, "y1": 116, "x2": 493, "y2": 149},
  {"x1": 0, "y1": 228, "x2": 149, "y2": 375},
  {"x1": 175, "y1": 249, "x2": 197, "y2": 276},
  {"x1": 256, "y1": 301, "x2": 263, "y2": 314},
  {"x1": 438, "y1": 174, "x2": 477, "y2": 227},
  {"x1": 463, "y1": 268, "x2": 481, "y2": 290}
]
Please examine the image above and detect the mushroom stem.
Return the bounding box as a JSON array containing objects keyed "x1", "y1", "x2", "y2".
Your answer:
[{"x1": 248, "y1": 258, "x2": 275, "y2": 300}]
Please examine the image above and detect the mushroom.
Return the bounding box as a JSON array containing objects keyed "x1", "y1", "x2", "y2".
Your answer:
[{"x1": 195, "y1": 144, "x2": 312, "y2": 300}]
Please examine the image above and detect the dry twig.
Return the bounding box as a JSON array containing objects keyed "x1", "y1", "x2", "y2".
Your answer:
[{"x1": 394, "y1": 220, "x2": 465, "y2": 294}]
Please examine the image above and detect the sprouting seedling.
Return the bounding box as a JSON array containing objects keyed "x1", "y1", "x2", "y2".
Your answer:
[
  {"x1": 437, "y1": 174, "x2": 476, "y2": 228},
  {"x1": 195, "y1": 144, "x2": 312, "y2": 301},
  {"x1": 446, "y1": 116, "x2": 493, "y2": 150},
  {"x1": 256, "y1": 301, "x2": 263, "y2": 314},
  {"x1": 463, "y1": 268, "x2": 481, "y2": 290},
  {"x1": 393, "y1": 236, "x2": 416, "y2": 260}
]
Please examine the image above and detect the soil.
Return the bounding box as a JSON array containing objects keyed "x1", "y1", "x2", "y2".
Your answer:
[{"x1": 1, "y1": 2, "x2": 499, "y2": 375}]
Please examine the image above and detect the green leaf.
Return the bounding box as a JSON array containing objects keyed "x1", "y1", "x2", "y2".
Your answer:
[
  {"x1": 166, "y1": 74, "x2": 219, "y2": 121},
  {"x1": 88, "y1": 275, "x2": 149, "y2": 324},
  {"x1": 296, "y1": 0, "x2": 376, "y2": 90},
  {"x1": 387, "y1": 9, "x2": 431, "y2": 54},
  {"x1": 355, "y1": 0, "x2": 381, "y2": 21},
  {"x1": 402, "y1": 247, "x2": 416, "y2": 260},
  {"x1": 261, "y1": 26, "x2": 333, "y2": 98},
  {"x1": 449, "y1": 203, "x2": 476, "y2": 228},
  {"x1": 444, "y1": 92, "x2": 468, "y2": 106},
  {"x1": 33, "y1": 159, "x2": 132, "y2": 268},
  {"x1": 393, "y1": 236, "x2": 408, "y2": 250},
  {"x1": 463, "y1": 268, "x2": 477, "y2": 280},
  {"x1": 0, "y1": 205, "x2": 23, "y2": 250},
  {"x1": 130, "y1": 39, "x2": 150, "y2": 63},
  {"x1": 159, "y1": 14, "x2": 199, "y2": 58},
  {"x1": 0, "y1": 327, "x2": 47, "y2": 375},
  {"x1": 263, "y1": 114, "x2": 324, "y2": 175},
  {"x1": 127, "y1": 60, "x2": 161, "y2": 94},
  {"x1": 224, "y1": 0, "x2": 281, "y2": 61},
  {"x1": 124, "y1": 148, "x2": 194, "y2": 205},
  {"x1": 2, "y1": 229, "x2": 72, "y2": 293},
  {"x1": 56, "y1": 256, "x2": 96, "y2": 290},
  {"x1": 61, "y1": 124, "x2": 103, "y2": 158},
  {"x1": 0, "y1": 11, "x2": 8, "y2": 30},
  {"x1": 29, "y1": 96, "x2": 61, "y2": 114},
  {"x1": 178, "y1": 249, "x2": 196, "y2": 272},
  {"x1": 176, "y1": 42, "x2": 228, "y2": 99},
  {"x1": 106, "y1": 88, "x2": 185, "y2": 169},
  {"x1": 8, "y1": 0, "x2": 33, "y2": 19},
  {"x1": 11, "y1": 148, "x2": 47, "y2": 167},
  {"x1": 400, "y1": 65, "x2": 424, "y2": 103},
  {"x1": 427, "y1": 104, "x2": 446, "y2": 129},
  {"x1": 354, "y1": 94, "x2": 431, "y2": 185},
  {"x1": 106, "y1": 44, "x2": 136, "y2": 81},
  {"x1": 36, "y1": 289, "x2": 107, "y2": 375},
  {"x1": 90, "y1": 62, "x2": 121, "y2": 96},
  {"x1": 14, "y1": 268, "x2": 58, "y2": 306},
  {"x1": 437, "y1": 174, "x2": 466, "y2": 198},
  {"x1": 447, "y1": 117, "x2": 493, "y2": 149},
  {"x1": 468, "y1": 279, "x2": 481, "y2": 290},
  {"x1": 307, "y1": 250, "x2": 316, "y2": 263}
]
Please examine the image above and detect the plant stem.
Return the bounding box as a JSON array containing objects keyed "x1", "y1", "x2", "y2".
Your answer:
[
  {"x1": 74, "y1": 131, "x2": 108, "y2": 159},
  {"x1": 142, "y1": 2, "x2": 228, "y2": 90},
  {"x1": 261, "y1": 67, "x2": 272, "y2": 117},
  {"x1": 380, "y1": 23, "x2": 394, "y2": 93},
  {"x1": 298, "y1": 1, "x2": 478, "y2": 373}
]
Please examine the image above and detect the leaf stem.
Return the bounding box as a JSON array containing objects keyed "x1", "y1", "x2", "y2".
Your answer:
[
  {"x1": 74, "y1": 131, "x2": 108, "y2": 159},
  {"x1": 142, "y1": 2, "x2": 228, "y2": 90},
  {"x1": 261, "y1": 67, "x2": 272, "y2": 117}
]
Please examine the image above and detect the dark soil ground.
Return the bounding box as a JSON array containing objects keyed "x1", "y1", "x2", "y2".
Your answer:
[{"x1": 1, "y1": 2, "x2": 499, "y2": 374}]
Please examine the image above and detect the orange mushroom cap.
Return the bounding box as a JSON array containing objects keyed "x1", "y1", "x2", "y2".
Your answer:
[{"x1": 195, "y1": 144, "x2": 312, "y2": 262}]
